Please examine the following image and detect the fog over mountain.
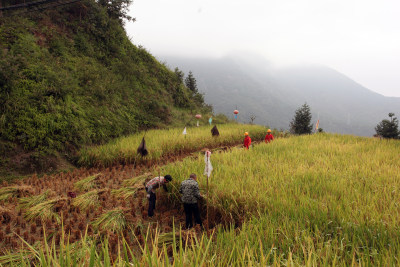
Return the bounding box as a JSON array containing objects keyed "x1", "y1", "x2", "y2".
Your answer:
[{"x1": 161, "y1": 55, "x2": 400, "y2": 136}]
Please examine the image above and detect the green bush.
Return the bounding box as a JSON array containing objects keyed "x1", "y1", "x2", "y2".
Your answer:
[{"x1": 0, "y1": 0, "x2": 206, "y2": 162}]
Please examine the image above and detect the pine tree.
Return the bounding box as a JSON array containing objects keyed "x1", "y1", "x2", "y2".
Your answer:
[
  {"x1": 174, "y1": 67, "x2": 184, "y2": 84},
  {"x1": 185, "y1": 71, "x2": 198, "y2": 94},
  {"x1": 375, "y1": 113, "x2": 399, "y2": 139},
  {"x1": 184, "y1": 71, "x2": 207, "y2": 107},
  {"x1": 290, "y1": 103, "x2": 313, "y2": 135}
]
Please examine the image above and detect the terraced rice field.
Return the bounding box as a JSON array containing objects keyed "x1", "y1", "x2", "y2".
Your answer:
[
  {"x1": 0, "y1": 124, "x2": 269, "y2": 263},
  {"x1": 77, "y1": 124, "x2": 271, "y2": 167},
  {"x1": 2, "y1": 131, "x2": 399, "y2": 266}
]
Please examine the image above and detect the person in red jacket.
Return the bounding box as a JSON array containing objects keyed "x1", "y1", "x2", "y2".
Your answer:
[
  {"x1": 243, "y1": 132, "x2": 251, "y2": 149},
  {"x1": 265, "y1": 129, "x2": 274, "y2": 143}
]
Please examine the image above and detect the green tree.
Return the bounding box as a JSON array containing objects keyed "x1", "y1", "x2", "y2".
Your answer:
[
  {"x1": 290, "y1": 103, "x2": 313, "y2": 135},
  {"x1": 184, "y1": 70, "x2": 207, "y2": 107},
  {"x1": 174, "y1": 67, "x2": 184, "y2": 84},
  {"x1": 375, "y1": 113, "x2": 399, "y2": 139},
  {"x1": 97, "y1": 0, "x2": 133, "y2": 24},
  {"x1": 184, "y1": 71, "x2": 198, "y2": 94}
]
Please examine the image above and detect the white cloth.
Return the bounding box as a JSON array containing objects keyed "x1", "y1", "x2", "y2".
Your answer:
[
  {"x1": 204, "y1": 151, "x2": 213, "y2": 177},
  {"x1": 182, "y1": 127, "x2": 187, "y2": 135}
]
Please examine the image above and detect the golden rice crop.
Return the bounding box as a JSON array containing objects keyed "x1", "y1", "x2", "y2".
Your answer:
[
  {"x1": 4, "y1": 132, "x2": 399, "y2": 265},
  {"x1": 78, "y1": 124, "x2": 270, "y2": 167},
  {"x1": 160, "y1": 133, "x2": 400, "y2": 264}
]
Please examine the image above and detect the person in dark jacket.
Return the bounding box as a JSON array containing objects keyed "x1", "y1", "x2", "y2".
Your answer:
[
  {"x1": 180, "y1": 173, "x2": 203, "y2": 229},
  {"x1": 145, "y1": 175, "x2": 172, "y2": 217}
]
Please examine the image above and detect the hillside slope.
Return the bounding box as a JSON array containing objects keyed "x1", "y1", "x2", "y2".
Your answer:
[
  {"x1": 0, "y1": 0, "x2": 208, "y2": 175},
  {"x1": 162, "y1": 55, "x2": 400, "y2": 136}
]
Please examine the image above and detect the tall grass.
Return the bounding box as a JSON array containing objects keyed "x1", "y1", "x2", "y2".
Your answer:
[
  {"x1": 161, "y1": 133, "x2": 400, "y2": 264},
  {"x1": 7, "y1": 220, "x2": 399, "y2": 266},
  {"x1": 1, "y1": 223, "x2": 290, "y2": 266},
  {"x1": 77, "y1": 124, "x2": 270, "y2": 167}
]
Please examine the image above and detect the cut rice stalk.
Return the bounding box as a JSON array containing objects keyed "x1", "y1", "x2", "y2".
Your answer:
[
  {"x1": 72, "y1": 189, "x2": 107, "y2": 211},
  {"x1": 19, "y1": 190, "x2": 54, "y2": 210},
  {"x1": 122, "y1": 173, "x2": 152, "y2": 187},
  {"x1": 24, "y1": 197, "x2": 68, "y2": 224},
  {"x1": 0, "y1": 186, "x2": 34, "y2": 201},
  {"x1": 92, "y1": 208, "x2": 126, "y2": 233},
  {"x1": 111, "y1": 187, "x2": 139, "y2": 200},
  {"x1": 74, "y1": 173, "x2": 100, "y2": 191},
  {"x1": 157, "y1": 232, "x2": 178, "y2": 248}
]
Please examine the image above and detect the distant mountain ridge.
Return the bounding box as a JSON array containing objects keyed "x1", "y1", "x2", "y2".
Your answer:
[{"x1": 161, "y1": 55, "x2": 400, "y2": 136}]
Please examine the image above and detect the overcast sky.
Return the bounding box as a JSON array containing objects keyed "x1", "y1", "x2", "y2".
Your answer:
[{"x1": 126, "y1": 0, "x2": 400, "y2": 97}]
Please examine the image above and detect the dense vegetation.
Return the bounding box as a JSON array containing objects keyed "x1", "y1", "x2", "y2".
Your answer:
[{"x1": 0, "y1": 0, "x2": 210, "y2": 174}]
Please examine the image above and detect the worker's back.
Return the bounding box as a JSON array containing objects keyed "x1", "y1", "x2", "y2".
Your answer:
[{"x1": 180, "y1": 178, "x2": 200, "y2": 204}]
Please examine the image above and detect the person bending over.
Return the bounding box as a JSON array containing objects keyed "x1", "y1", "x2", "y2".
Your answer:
[{"x1": 145, "y1": 175, "x2": 172, "y2": 217}]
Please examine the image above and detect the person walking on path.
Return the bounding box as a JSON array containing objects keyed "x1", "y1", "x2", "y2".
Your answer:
[
  {"x1": 145, "y1": 175, "x2": 172, "y2": 217},
  {"x1": 265, "y1": 129, "x2": 274, "y2": 143},
  {"x1": 243, "y1": 132, "x2": 251, "y2": 149},
  {"x1": 180, "y1": 173, "x2": 203, "y2": 229}
]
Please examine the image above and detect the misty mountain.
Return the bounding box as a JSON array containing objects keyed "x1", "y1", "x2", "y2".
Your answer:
[{"x1": 161, "y1": 55, "x2": 400, "y2": 136}]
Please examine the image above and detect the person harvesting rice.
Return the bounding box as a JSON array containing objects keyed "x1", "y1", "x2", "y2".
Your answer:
[
  {"x1": 180, "y1": 173, "x2": 203, "y2": 229},
  {"x1": 145, "y1": 175, "x2": 172, "y2": 217}
]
